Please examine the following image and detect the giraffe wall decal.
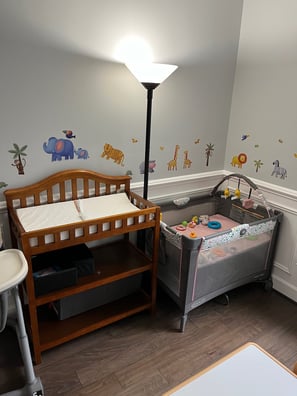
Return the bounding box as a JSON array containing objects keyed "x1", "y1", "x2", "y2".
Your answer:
[
  {"x1": 183, "y1": 150, "x2": 192, "y2": 168},
  {"x1": 167, "y1": 144, "x2": 180, "y2": 170}
]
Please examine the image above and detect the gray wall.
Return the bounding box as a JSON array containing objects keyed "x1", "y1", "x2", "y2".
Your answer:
[
  {"x1": 0, "y1": 1, "x2": 242, "y2": 198},
  {"x1": 226, "y1": 0, "x2": 297, "y2": 190}
]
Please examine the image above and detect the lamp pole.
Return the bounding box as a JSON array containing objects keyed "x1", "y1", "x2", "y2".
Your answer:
[{"x1": 142, "y1": 82, "x2": 159, "y2": 200}]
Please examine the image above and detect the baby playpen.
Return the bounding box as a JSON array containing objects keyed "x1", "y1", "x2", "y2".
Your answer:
[{"x1": 155, "y1": 173, "x2": 282, "y2": 331}]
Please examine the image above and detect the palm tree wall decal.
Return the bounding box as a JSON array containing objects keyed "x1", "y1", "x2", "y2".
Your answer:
[
  {"x1": 254, "y1": 159, "x2": 263, "y2": 173},
  {"x1": 9, "y1": 143, "x2": 28, "y2": 175},
  {"x1": 205, "y1": 143, "x2": 214, "y2": 166}
]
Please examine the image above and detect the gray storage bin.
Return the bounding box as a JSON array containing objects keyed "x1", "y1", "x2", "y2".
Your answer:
[{"x1": 52, "y1": 274, "x2": 142, "y2": 320}]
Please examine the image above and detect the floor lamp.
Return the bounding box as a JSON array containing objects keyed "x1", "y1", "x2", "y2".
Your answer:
[
  {"x1": 126, "y1": 63, "x2": 178, "y2": 200},
  {"x1": 126, "y1": 63, "x2": 177, "y2": 251}
]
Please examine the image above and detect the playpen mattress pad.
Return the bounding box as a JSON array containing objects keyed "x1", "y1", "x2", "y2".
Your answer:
[
  {"x1": 16, "y1": 193, "x2": 140, "y2": 232},
  {"x1": 171, "y1": 214, "x2": 239, "y2": 238}
]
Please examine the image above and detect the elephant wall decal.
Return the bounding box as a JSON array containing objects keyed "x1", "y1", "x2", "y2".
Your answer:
[
  {"x1": 43, "y1": 137, "x2": 74, "y2": 161},
  {"x1": 74, "y1": 148, "x2": 89, "y2": 159}
]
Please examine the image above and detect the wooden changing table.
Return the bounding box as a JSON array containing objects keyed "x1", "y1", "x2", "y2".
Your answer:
[{"x1": 4, "y1": 169, "x2": 160, "y2": 364}]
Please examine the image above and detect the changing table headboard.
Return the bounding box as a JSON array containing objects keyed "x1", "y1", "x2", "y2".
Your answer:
[{"x1": 5, "y1": 169, "x2": 131, "y2": 210}]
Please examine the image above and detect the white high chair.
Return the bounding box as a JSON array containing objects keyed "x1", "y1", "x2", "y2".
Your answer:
[{"x1": 0, "y1": 249, "x2": 44, "y2": 396}]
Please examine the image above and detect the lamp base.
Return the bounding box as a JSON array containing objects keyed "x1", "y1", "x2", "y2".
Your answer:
[{"x1": 141, "y1": 82, "x2": 159, "y2": 90}]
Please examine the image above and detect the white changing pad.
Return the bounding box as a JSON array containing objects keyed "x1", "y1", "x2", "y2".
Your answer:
[{"x1": 16, "y1": 193, "x2": 139, "y2": 232}]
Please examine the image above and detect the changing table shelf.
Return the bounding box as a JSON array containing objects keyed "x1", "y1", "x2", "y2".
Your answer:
[
  {"x1": 35, "y1": 240, "x2": 152, "y2": 305},
  {"x1": 38, "y1": 291, "x2": 150, "y2": 352}
]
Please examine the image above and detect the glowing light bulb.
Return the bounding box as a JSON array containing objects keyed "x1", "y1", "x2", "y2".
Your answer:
[{"x1": 114, "y1": 36, "x2": 153, "y2": 63}]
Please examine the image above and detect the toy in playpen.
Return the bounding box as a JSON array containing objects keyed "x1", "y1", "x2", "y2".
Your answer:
[{"x1": 155, "y1": 173, "x2": 283, "y2": 332}]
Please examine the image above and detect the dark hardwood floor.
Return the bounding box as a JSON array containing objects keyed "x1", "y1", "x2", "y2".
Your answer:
[{"x1": 1, "y1": 283, "x2": 297, "y2": 395}]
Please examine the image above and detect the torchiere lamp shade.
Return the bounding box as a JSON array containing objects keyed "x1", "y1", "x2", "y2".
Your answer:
[{"x1": 126, "y1": 63, "x2": 178, "y2": 86}]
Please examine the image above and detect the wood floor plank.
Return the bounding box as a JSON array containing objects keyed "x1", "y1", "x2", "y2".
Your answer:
[{"x1": 64, "y1": 373, "x2": 122, "y2": 396}]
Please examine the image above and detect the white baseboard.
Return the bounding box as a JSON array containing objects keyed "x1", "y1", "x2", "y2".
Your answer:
[{"x1": 272, "y1": 274, "x2": 297, "y2": 302}]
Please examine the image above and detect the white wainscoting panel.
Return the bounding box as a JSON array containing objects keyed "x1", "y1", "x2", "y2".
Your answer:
[{"x1": 1, "y1": 170, "x2": 297, "y2": 302}]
